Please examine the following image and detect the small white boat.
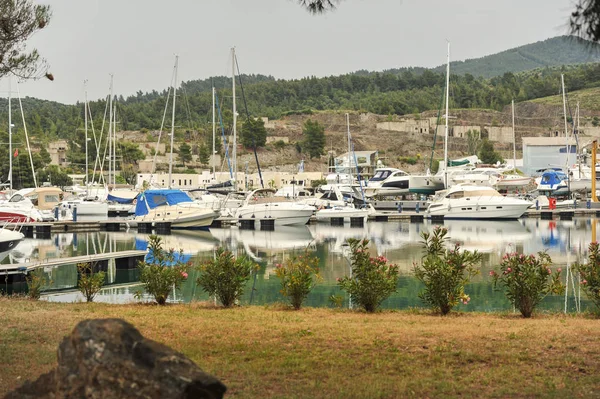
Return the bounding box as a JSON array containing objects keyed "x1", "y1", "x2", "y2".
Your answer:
[
  {"x1": 234, "y1": 188, "x2": 315, "y2": 227},
  {"x1": 315, "y1": 203, "x2": 375, "y2": 223},
  {"x1": 364, "y1": 167, "x2": 410, "y2": 197},
  {"x1": 426, "y1": 184, "x2": 532, "y2": 220}
]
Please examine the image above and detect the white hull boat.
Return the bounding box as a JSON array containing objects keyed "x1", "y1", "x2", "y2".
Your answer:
[
  {"x1": 426, "y1": 185, "x2": 532, "y2": 220},
  {"x1": 315, "y1": 204, "x2": 375, "y2": 223},
  {"x1": 234, "y1": 188, "x2": 315, "y2": 227},
  {"x1": 0, "y1": 228, "x2": 24, "y2": 252}
]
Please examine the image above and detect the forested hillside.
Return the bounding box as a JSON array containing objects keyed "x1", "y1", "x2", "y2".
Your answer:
[
  {"x1": 430, "y1": 36, "x2": 600, "y2": 78},
  {"x1": 0, "y1": 36, "x2": 600, "y2": 155}
]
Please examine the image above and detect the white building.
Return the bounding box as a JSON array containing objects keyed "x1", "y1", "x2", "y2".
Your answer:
[{"x1": 522, "y1": 137, "x2": 577, "y2": 176}]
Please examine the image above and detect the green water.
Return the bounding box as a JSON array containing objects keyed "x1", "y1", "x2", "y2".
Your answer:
[{"x1": 5, "y1": 218, "x2": 596, "y2": 312}]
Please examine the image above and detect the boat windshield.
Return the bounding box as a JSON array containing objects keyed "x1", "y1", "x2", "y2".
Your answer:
[
  {"x1": 370, "y1": 170, "x2": 392, "y2": 182},
  {"x1": 446, "y1": 189, "x2": 502, "y2": 199}
]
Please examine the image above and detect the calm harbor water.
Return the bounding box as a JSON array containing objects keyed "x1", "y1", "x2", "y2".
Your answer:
[{"x1": 2, "y1": 218, "x2": 596, "y2": 312}]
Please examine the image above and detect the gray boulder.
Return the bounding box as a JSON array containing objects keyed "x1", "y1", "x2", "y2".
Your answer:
[{"x1": 4, "y1": 318, "x2": 226, "y2": 399}]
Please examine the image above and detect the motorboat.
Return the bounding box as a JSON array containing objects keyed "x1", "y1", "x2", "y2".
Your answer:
[
  {"x1": 132, "y1": 189, "x2": 220, "y2": 229},
  {"x1": 536, "y1": 169, "x2": 568, "y2": 194},
  {"x1": 274, "y1": 184, "x2": 313, "y2": 199},
  {"x1": 234, "y1": 188, "x2": 315, "y2": 227},
  {"x1": 364, "y1": 168, "x2": 410, "y2": 197},
  {"x1": 493, "y1": 173, "x2": 533, "y2": 190},
  {"x1": 315, "y1": 203, "x2": 375, "y2": 223},
  {"x1": 408, "y1": 173, "x2": 445, "y2": 195},
  {"x1": 315, "y1": 183, "x2": 375, "y2": 223},
  {"x1": 425, "y1": 184, "x2": 532, "y2": 220},
  {"x1": 58, "y1": 196, "x2": 109, "y2": 218},
  {"x1": 0, "y1": 227, "x2": 24, "y2": 252},
  {"x1": 0, "y1": 189, "x2": 56, "y2": 222}
]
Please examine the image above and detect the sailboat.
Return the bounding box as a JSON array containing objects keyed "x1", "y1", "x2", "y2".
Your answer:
[
  {"x1": 315, "y1": 113, "x2": 375, "y2": 223},
  {"x1": 131, "y1": 56, "x2": 219, "y2": 229},
  {"x1": 425, "y1": 43, "x2": 533, "y2": 220}
]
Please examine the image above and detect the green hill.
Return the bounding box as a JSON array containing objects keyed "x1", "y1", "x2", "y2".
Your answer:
[
  {"x1": 530, "y1": 86, "x2": 600, "y2": 111},
  {"x1": 430, "y1": 36, "x2": 600, "y2": 78}
]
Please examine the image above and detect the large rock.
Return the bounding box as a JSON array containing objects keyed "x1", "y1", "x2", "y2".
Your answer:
[{"x1": 4, "y1": 318, "x2": 226, "y2": 399}]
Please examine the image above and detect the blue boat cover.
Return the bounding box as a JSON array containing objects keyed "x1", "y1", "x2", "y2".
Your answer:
[
  {"x1": 539, "y1": 171, "x2": 566, "y2": 189},
  {"x1": 135, "y1": 237, "x2": 192, "y2": 265},
  {"x1": 135, "y1": 189, "x2": 193, "y2": 216},
  {"x1": 107, "y1": 193, "x2": 135, "y2": 204}
]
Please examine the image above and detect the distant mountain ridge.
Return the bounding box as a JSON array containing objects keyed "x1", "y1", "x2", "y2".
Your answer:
[{"x1": 432, "y1": 36, "x2": 600, "y2": 78}]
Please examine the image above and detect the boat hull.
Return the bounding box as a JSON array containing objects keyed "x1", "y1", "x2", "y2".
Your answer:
[
  {"x1": 315, "y1": 209, "x2": 370, "y2": 223},
  {"x1": 132, "y1": 207, "x2": 219, "y2": 229},
  {"x1": 235, "y1": 205, "x2": 314, "y2": 226},
  {"x1": 0, "y1": 229, "x2": 24, "y2": 252},
  {"x1": 426, "y1": 197, "x2": 532, "y2": 220},
  {"x1": 408, "y1": 175, "x2": 444, "y2": 195}
]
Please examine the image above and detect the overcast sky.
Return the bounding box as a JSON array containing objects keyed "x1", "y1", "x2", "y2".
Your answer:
[{"x1": 13, "y1": 0, "x2": 574, "y2": 104}]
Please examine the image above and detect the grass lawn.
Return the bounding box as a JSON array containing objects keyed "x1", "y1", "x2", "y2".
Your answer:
[{"x1": 0, "y1": 298, "x2": 599, "y2": 398}]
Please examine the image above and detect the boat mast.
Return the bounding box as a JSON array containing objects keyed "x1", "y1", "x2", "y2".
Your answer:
[
  {"x1": 512, "y1": 99, "x2": 516, "y2": 171},
  {"x1": 108, "y1": 75, "x2": 114, "y2": 187},
  {"x1": 168, "y1": 55, "x2": 178, "y2": 189},
  {"x1": 8, "y1": 77, "x2": 12, "y2": 192},
  {"x1": 84, "y1": 80, "x2": 89, "y2": 198},
  {"x1": 561, "y1": 74, "x2": 569, "y2": 169},
  {"x1": 231, "y1": 47, "x2": 238, "y2": 191},
  {"x1": 443, "y1": 42, "x2": 450, "y2": 188},
  {"x1": 212, "y1": 86, "x2": 216, "y2": 180},
  {"x1": 346, "y1": 112, "x2": 351, "y2": 176},
  {"x1": 113, "y1": 102, "x2": 117, "y2": 187}
]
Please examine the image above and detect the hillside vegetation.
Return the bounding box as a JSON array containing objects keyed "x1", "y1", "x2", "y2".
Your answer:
[
  {"x1": 430, "y1": 36, "x2": 600, "y2": 78},
  {"x1": 1, "y1": 35, "x2": 600, "y2": 180}
]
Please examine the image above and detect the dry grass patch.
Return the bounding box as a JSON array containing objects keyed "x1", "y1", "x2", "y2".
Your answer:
[{"x1": 0, "y1": 298, "x2": 599, "y2": 398}]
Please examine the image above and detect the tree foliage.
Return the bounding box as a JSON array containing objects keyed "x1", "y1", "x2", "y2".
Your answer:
[
  {"x1": 302, "y1": 119, "x2": 326, "y2": 159},
  {"x1": 0, "y1": 0, "x2": 52, "y2": 79},
  {"x1": 241, "y1": 118, "x2": 267, "y2": 148},
  {"x1": 478, "y1": 139, "x2": 503, "y2": 164},
  {"x1": 178, "y1": 142, "x2": 192, "y2": 165}
]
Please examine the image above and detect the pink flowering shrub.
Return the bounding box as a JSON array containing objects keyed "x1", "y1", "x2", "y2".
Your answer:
[
  {"x1": 138, "y1": 235, "x2": 189, "y2": 305},
  {"x1": 275, "y1": 251, "x2": 320, "y2": 310},
  {"x1": 574, "y1": 241, "x2": 600, "y2": 311},
  {"x1": 337, "y1": 238, "x2": 399, "y2": 313},
  {"x1": 491, "y1": 251, "x2": 563, "y2": 318},
  {"x1": 413, "y1": 227, "x2": 482, "y2": 315}
]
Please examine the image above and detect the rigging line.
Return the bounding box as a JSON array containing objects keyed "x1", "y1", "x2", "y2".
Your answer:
[
  {"x1": 215, "y1": 91, "x2": 233, "y2": 178},
  {"x1": 87, "y1": 98, "x2": 105, "y2": 185},
  {"x1": 235, "y1": 54, "x2": 264, "y2": 189},
  {"x1": 180, "y1": 84, "x2": 197, "y2": 133},
  {"x1": 98, "y1": 94, "x2": 111, "y2": 181},
  {"x1": 15, "y1": 81, "x2": 37, "y2": 188},
  {"x1": 430, "y1": 80, "x2": 446, "y2": 171},
  {"x1": 150, "y1": 68, "x2": 176, "y2": 183}
]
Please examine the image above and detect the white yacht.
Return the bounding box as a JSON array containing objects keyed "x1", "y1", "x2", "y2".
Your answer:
[
  {"x1": 132, "y1": 189, "x2": 219, "y2": 229},
  {"x1": 315, "y1": 184, "x2": 375, "y2": 223},
  {"x1": 364, "y1": 168, "x2": 410, "y2": 197},
  {"x1": 426, "y1": 184, "x2": 532, "y2": 220},
  {"x1": 234, "y1": 188, "x2": 315, "y2": 227}
]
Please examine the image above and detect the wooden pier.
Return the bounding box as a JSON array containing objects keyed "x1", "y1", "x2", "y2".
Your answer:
[{"x1": 0, "y1": 250, "x2": 148, "y2": 276}]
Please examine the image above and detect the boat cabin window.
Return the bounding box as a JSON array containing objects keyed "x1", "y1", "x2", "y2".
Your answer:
[
  {"x1": 371, "y1": 170, "x2": 392, "y2": 182},
  {"x1": 28, "y1": 194, "x2": 39, "y2": 206},
  {"x1": 447, "y1": 191, "x2": 464, "y2": 199},
  {"x1": 9, "y1": 194, "x2": 24, "y2": 203},
  {"x1": 44, "y1": 194, "x2": 60, "y2": 203}
]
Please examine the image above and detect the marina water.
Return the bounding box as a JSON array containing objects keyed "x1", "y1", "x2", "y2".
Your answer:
[{"x1": 2, "y1": 218, "x2": 596, "y2": 312}]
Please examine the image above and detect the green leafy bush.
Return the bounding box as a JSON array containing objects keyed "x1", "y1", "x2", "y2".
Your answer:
[
  {"x1": 491, "y1": 252, "x2": 563, "y2": 318},
  {"x1": 138, "y1": 235, "x2": 189, "y2": 305},
  {"x1": 77, "y1": 262, "x2": 106, "y2": 302},
  {"x1": 26, "y1": 269, "x2": 51, "y2": 300},
  {"x1": 275, "y1": 252, "x2": 320, "y2": 310},
  {"x1": 197, "y1": 248, "x2": 257, "y2": 308},
  {"x1": 337, "y1": 239, "x2": 399, "y2": 313},
  {"x1": 414, "y1": 227, "x2": 482, "y2": 315},
  {"x1": 574, "y1": 241, "x2": 600, "y2": 311}
]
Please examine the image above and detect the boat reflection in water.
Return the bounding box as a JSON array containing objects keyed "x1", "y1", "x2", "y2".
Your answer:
[{"x1": 13, "y1": 217, "x2": 599, "y2": 312}]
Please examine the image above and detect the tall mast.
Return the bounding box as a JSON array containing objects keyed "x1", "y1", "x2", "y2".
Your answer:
[
  {"x1": 8, "y1": 77, "x2": 12, "y2": 192},
  {"x1": 346, "y1": 113, "x2": 351, "y2": 174},
  {"x1": 168, "y1": 55, "x2": 178, "y2": 189},
  {"x1": 84, "y1": 80, "x2": 89, "y2": 197},
  {"x1": 231, "y1": 47, "x2": 237, "y2": 191},
  {"x1": 443, "y1": 42, "x2": 450, "y2": 188},
  {"x1": 108, "y1": 75, "x2": 114, "y2": 187},
  {"x1": 113, "y1": 102, "x2": 117, "y2": 186},
  {"x1": 512, "y1": 99, "x2": 516, "y2": 171},
  {"x1": 561, "y1": 74, "x2": 569, "y2": 169},
  {"x1": 212, "y1": 86, "x2": 216, "y2": 180}
]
